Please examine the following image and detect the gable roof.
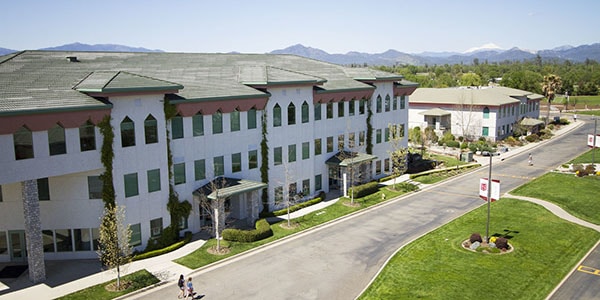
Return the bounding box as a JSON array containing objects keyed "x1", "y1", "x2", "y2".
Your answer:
[
  {"x1": 410, "y1": 86, "x2": 543, "y2": 107},
  {"x1": 1, "y1": 51, "x2": 400, "y2": 116}
]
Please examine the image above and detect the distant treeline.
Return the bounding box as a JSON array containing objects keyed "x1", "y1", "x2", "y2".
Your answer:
[{"x1": 374, "y1": 57, "x2": 599, "y2": 96}]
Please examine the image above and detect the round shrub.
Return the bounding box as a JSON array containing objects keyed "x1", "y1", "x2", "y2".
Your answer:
[
  {"x1": 525, "y1": 134, "x2": 539, "y2": 142},
  {"x1": 469, "y1": 232, "x2": 483, "y2": 243},
  {"x1": 222, "y1": 219, "x2": 273, "y2": 242},
  {"x1": 495, "y1": 237, "x2": 509, "y2": 250}
]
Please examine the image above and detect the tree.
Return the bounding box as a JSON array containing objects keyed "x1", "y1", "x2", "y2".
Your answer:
[
  {"x1": 97, "y1": 205, "x2": 132, "y2": 290},
  {"x1": 453, "y1": 91, "x2": 480, "y2": 141},
  {"x1": 275, "y1": 161, "x2": 301, "y2": 227},
  {"x1": 542, "y1": 74, "x2": 563, "y2": 124},
  {"x1": 459, "y1": 72, "x2": 482, "y2": 86},
  {"x1": 388, "y1": 123, "x2": 408, "y2": 189},
  {"x1": 197, "y1": 176, "x2": 230, "y2": 253}
]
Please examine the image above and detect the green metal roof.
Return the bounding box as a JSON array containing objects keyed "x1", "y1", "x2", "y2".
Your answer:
[
  {"x1": 194, "y1": 177, "x2": 267, "y2": 200},
  {"x1": 0, "y1": 51, "x2": 400, "y2": 115},
  {"x1": 410, "y1": 86, "x2": 541, "y2": 107},
  {"x1": 325, "y1": 151, "x2": 378, "y2": 167}
]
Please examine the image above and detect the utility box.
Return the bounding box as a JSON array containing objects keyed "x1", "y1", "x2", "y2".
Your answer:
[{"x1": 461, "y1": 152, "x2": 473, "y2": 162}]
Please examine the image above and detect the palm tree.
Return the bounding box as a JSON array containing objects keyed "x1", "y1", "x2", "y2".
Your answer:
[{"x1": 542, "y1": 74, "x2": 562, "y2": 124}]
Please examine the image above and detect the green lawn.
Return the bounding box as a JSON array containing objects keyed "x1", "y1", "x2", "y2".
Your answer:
[
  {"x1": 175, "y1": 186, "x2": 409, "y2": 269},
  {"x1": 359, "y1": 198, "x2": 600, "y2": 299},
  {"x1": 427, "y1": 153, "x2": 467, "y2": 167},
  {"x1": 568, "y1": 148, "x2": 600, "y2": 164},
  {"x1": 57, "y1": 269, "x2": 159, "y2": 300},
  {"x1": 556, "y1": 95, "x2": 600, "y2": 110},
  {"x1": 510, "y1": 172, "x2": 600, "y2": 224},
  {"x1": 576, "y1": 110, "x2": 600, "y2": 116}
]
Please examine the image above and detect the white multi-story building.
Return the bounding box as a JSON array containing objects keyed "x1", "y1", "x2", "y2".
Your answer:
[
  {"x1": 408, "y1": 86, "x2": 543, "y2": 141},
  {"x1": 0, "y1": 51, "x2": 416, "y2": 279}
]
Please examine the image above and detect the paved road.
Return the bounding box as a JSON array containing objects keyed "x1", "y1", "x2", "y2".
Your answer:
[
  {"x1": 549, "y1": 242, "x2": 600, "y2": 300},
  {"x1": 129, "y1": 120, "x2": 594, "y2": 300}
]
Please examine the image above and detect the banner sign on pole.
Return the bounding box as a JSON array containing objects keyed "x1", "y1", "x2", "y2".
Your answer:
[
  {"x1": 587, "y1": 134, "x2": 600, "y2": 148},
  {"x1": 479, "y1": 178, "x2": 500, "y2": 201}
]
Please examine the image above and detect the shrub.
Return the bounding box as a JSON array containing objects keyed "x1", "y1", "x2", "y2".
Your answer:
[
  {"x1": 547, "y1": 124, "x2": 555, "y2": 130},
  {"x1": 525, "y1": 134, "x2": 540, "y2": 142},
  {"x1": 446, "y1": 140, "x2": 460, "y2": 148},
  {"x1": 495, "y1": 237, "x2": 509, "y2": 250},
  {"x1": 460, "y1": 142, "x2": 469, "y2": 149},
  {"x1": 144, "y1": 225, "x2": 179, "y2": 252},
  {"x1": 222, "y1": 219, "x2": 273, "y2": 242},
  {"x1": 469, "y1": 232, "x2": 483, "y2": 243},
  {"x1": 392, "y1": 182, "x2": 419, "y2": 192},
  {"x1": 260, "y1": 194, "x2": 324, "y2": 218},
  {"x1": 349, "y1": 181, "x2": 380, "y2": 198},
  {"x1": 584, "y1": 164, "x2": 596, "y2": 174}
]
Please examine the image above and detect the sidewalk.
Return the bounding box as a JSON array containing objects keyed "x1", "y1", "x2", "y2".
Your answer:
[{"x1": 0, "y1": 119, "x2": 586, "y2": 299}]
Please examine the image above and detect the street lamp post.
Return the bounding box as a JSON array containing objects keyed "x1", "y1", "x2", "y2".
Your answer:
[{"x1": 485, "y1": 154, "x2": 493, "y2": 243}]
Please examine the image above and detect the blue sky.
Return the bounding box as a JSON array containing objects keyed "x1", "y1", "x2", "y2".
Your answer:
[{"x1": 3, "y1": 0, "x2": 599, "y2": 54}]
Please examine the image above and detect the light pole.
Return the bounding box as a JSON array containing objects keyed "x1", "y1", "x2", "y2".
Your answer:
[
  {"x1": 485, "y1": 154, "x2": 493, "y2": 243},
  {"x1": 593, "y1": 117, "x2": 597, "y2": 167}
]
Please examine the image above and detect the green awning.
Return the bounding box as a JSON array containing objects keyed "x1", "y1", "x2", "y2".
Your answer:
[
  {"x1": 325, "y1": 151, "x2": 377, "y2": 167},
  {"x1": 194, "y1": 177, "x2": 267, "y2": 200}
]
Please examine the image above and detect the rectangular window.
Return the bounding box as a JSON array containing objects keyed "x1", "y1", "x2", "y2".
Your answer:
[
  {"x1": 192, "y1": 113, "x2": 204, "y2": 136},
  {"x1": 338, "y1": 102, "x2": 344, "y2": 117},
  {"x1": 14, "y1": 126, "x2": 34, "y2": 160},
  {"x1": 288, "y1": 144, "x2": 297, "y2": 163},
  {"x1": 349, "y1": 100, "x2": 355, "y2": 116},
  {"x1": 400, "y1": 96, "x2": 406, "y2": 109},
  {"x1": 145, "y1": 116, "x2": 158, "y2": 144},
  {"x1": 384, "y1": 158, "x2": 390, "y2": 172},
  {"x1": 359, "y1": 131, "x2": 365, "y2": 146},
  {"x1": 48, "y1": 125, "x2": 66, "y2": 155},
  {"x1": 214, "y1": 156, "x2": 224, "y2": 176},
  {"x1": 376, "y1": 160, "x2": 382, "y2": 175},
  {"x1": 393, "y1": 97, "x2": 398, "y2": 110},
  {"x1": 274, "y1": 186, "x2": 283, "y2": 203},
  {"x1": 315, "y1": 174, "x2": 322, "y2": 191},
  {"x1": 376, "y1": 129, "x2": 382, "y2": 144},
  {"x1": 302, "y1": 179, "x2": 310, "y2": 196},
  {"x1": 194, "y1": 159, "x2": 206, "y2": 180},
  {"x1": 302, "y1": 142, "x2": 310, "y2": 160},
  {"x1": 79, "y1": 122, "x2": 96, "y2": 151},
  {"x1": 274, "y1": 147, "x2": 282, "y2": 165},
  {"x1": 289, "y1": 182, "x2": 297, "y2": 198},
  {"x1": 87, "y1": 176, "x2": 102, "y2": 199},
  {"x1": 327, "y1": 136, "x2": 334, "y2": 153},
  {"x1": 56, "y1": 229, "x2": 73, "y2": 252},
  {"x1": 349, "y1": 132, "x2": 356, "y2": 148},
  {"x1": 171, "y1": 115, "x2": 184, "y2": 139},
  {"x1": 0, "y1": 231, "x2": 7, "y2": 254},
  {"x1": 231, "y1": 110, "x2": 240, "y2": 132},
  {"x1": 124, "y1": 173, "x2": 139, "y2": 197},
  {"x1": 248, "y1": 150, "x2": 258, "y2": 169},
  {"x1": 247, "y1": 109, "x2": 257, "y2": 129},
  {"x1": 326, "y1": 103, "x2": 333, "y2": 119},
  {"x1": 314, "y1": 138, "x2": 322, "y2": 156},
  {"x1": 130, "y1": 223, "x2": 142, "y2": 246},
  {"x1": 359, "y1": 99, "x2": 366, "y2": 115},
  {"x1": 74, "y1": 228, "x2": 91, "y2": 251},
  {"x1": 384, "y1": 127, "x2": 390, "y2": 142},
  {"x1": 147, "y1": 169, "x2": 161, "y2": 193},
  {"x1": 314, "y1": 103, "x2": 322, "y2": 121},
  {"x1": 0, "y1": 185, "x2": 2, "y2": 202},
  {"x1": 212, "y1": 112, "x2": 223, "y2": 134},
  {"x1": 338, "y1": 134, "x2": 344, "y2": 150},
  {"x1": 42, "y1": 230, "x2": 54, "y2": 252},
  {"x1": 179, "y1": 216, "x2": 189, "y2": 230},
  {"x1": 232, "y1": 152, "x2": 242, "y2": 173},
  {"x1": 399, "y1": 124, "x2": 405, "y2": 137},
  {"x1": 92, "y1": 228, "x2": 100, "y2": 251},
  {"x1": 482, "y1": 127, "x2": 489, "y2": 137},
  {"x1": 38, "y1": 178, "x2": 50, "y2": 201},
  {"x1": 174, "y1": 163, "x2": 186, "y2": 185},
  {"x1": 150, "y1": 218, "x2": 163, "y2": 237}
]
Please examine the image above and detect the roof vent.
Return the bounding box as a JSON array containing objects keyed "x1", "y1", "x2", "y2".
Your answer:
[{"x1": 66, "y1": 56, "x2": 79, "y2": 62}]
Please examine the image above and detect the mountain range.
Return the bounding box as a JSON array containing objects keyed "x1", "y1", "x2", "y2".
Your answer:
[{"x1": 1, "y1": 42, "x2": 599, "y2": 66}]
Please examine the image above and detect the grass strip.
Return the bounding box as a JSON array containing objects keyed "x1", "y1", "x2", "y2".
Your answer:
[{"x1": 56, "y1": 269, "x2": 159, "y2": 300}]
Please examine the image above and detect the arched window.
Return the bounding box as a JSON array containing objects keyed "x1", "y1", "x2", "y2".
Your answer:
[
  {"x1": 288, "y1": 103, "x2": 296, "y2": 125},
  {"x1": 231, "y1": 108, "x2": 240, "y2": 131},
  {"x1": 79, "y1": 120, "x2": 96, "y2": 151},
  {"x1": 273, "y1": 104, "x2": 282, "y2": 127},
  {"x1": 121, "y1": 117, "x2": 136, "y2": 147},
  {"x1": 171, "y1": 114, "x2": 183, "y2": 139},
  {"x1": 13, "y1": 126, "x2": 34, "y2": 160},
  {"x1": 48, "y1": 123, "x2": 66, "y2": 155},
  {"x1": 192, "y1": 112, "x2": 204, "y2": 136},
  {"x1": 376, "y1": 95, "x2": 382, "y2": 113},
  {"x1": 212, "y1": 110, "x2": 223, "y2": 134},
  {"x1": 301, "y1": 101, "x2": 309, "y2": 123},
  {"x1": 483, "y1": 107, "x2": 490, "y2": 119},
  {"x1": 385, "y1": 95, "x2": 391, "y2": 112},
  {"x1": 144, "y1": 115, "x2": 158, "y2": 144}
]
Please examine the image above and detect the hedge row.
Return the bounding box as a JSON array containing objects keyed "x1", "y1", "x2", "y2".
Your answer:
[
  {"x1": 260, "y1": 191, "x2": 326, "y2": 218},
  {"x1": 349, "y1": 181, "x2": 380, "y2": 198},
  {"x1": 132, "y1": 231, "x2": 192, "y2": 261},
  {"x1": 222, "y1": 219, "x2": 273, "y2": 242}
]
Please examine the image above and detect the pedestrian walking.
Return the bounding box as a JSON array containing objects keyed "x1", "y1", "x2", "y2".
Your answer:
[
  {"x1": 177, "y1": 274, "x2": 186, "y2": 299},
  {"x1": 528, "y1": 153, "x2": 533, "y2": 166},
  {"x1": 574, "y1": 114, "x2": 577, "y2": 122},
  {"x1": 185, "y1": 277, "x2": 195, "y2": 298}
]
